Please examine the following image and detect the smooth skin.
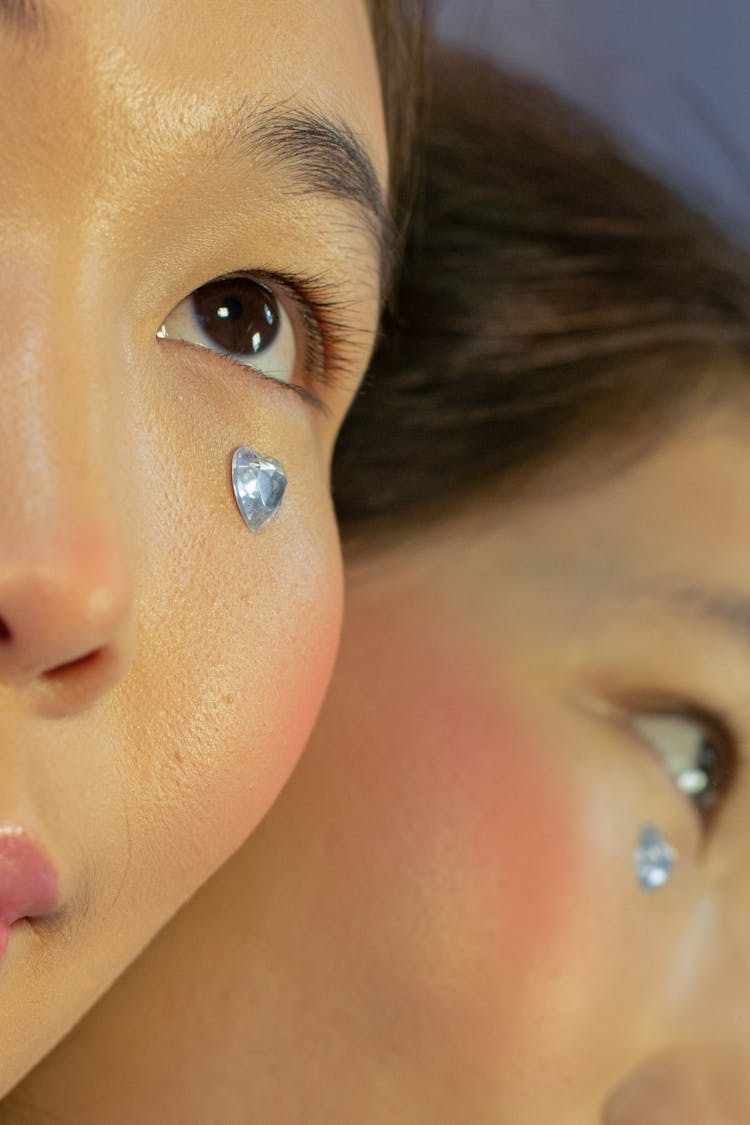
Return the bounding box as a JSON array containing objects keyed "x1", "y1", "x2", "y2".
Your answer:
[
  {"x1": 0, "y1": 0, "x2": 387, "y2": 1095},
  {"x1": 6, "y1": 408, "x2": 750, "y2": 1121}
]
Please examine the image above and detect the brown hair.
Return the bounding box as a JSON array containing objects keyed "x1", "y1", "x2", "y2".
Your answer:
[
  {"x1": 368, "y1": 0, "x2": 429, "y2": 287},
  {"x1": 333, "y1": 47, "x2": 750, "y2": 536}
]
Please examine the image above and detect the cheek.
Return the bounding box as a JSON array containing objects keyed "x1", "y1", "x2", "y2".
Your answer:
[
  {"x1": 110, "y1": 433, "x2": 344, "y2": 927},
  {"x1": 372, "y1": 623, "x2": 587, "y2": 1006},
  {"x1": 333, "y1": 595, "x2": 657, "y2": 1105},
  {"x1": 163, "y1": 529, "x2": 340, "y2": 867},
  {"x1": 401, "y1": 650, "x2": 579, "y2": 967}
]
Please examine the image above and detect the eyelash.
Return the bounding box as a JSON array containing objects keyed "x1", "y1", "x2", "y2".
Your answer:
[{"x1": 208, "y1": 267, "x2": 367, "y2": 414}]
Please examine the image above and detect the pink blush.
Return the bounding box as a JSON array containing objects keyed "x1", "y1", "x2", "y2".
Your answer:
[
  {"x1": 342, "y1": 585, "x2": 588, "y2": 1013},
  {"x1": 405, "y1": 619, "x2": 579, "y2": 956}
]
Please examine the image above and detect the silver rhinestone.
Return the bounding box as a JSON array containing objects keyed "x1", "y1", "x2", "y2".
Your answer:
[
  {"x1": 231, "y1": 446, "x2": 287, "y2": 534},
  {"x1": 635, "y1": 824, "x2": 676, "y2": 893}
]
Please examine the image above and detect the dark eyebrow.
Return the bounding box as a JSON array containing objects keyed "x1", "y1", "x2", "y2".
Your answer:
[
  {"x1": 0, "y1": 15, "x2": 393, "y2": 290},
  {"x1": 215, "y1": 104, "x2": 393, "y2": 300}
]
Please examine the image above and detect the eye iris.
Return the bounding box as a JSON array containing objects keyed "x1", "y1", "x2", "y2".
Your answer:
[
  {"x1": 192, "y1": 279, "x2": 279, "y2": 357},
  {"x1": 674, "y1": 732, "x2": 732, "y2": 815},
  {"x1": 691, "y1": 736, "x2": 725, "y2": 808}
]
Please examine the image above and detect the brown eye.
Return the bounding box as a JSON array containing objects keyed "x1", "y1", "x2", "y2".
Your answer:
[
  {"x1": 631, "y1": 710, "x2": 737, "y2": 825},
  {"x1": 191, "y1": 278, "x2": 279, "y2": 355},
  {"x1": 157, "y1": 275, "x2": 297, "y2": 384}
]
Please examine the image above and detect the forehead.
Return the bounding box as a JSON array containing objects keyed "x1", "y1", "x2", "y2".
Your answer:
[
  {"x1": 502, "y1": 412, "x2": 750, "y2": 588},
  {"x1": 364, "y1": 408, "x2": 750, "y2": 635},
  {"x1": 0, "y1": 0, "x2": 386, "y2": 189}
]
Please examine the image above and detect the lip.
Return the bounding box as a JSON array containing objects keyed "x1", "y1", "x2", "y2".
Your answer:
[{"x1": 0, "y1": 826, "x2": 59, "y2": 933}]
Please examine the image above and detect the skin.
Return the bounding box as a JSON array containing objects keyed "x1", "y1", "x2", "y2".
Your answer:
[
  {"x1": 0, "y1": 0, "x2": 387, "y2": 1096},
  {"x1": 5, "y1": 410, "x2": 750, "y2": 1121}
]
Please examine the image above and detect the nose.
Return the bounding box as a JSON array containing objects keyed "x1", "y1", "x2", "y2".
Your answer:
[
  {"x1": 602, "y1": 871, "x2": 750, "y2": 1125},
  {"x1": 602, "y1": 1046, "x2": 750, "y2": 1124},
  {"x1": 0, "y1": 519, "x2": 135, "y2": 716},
  {"x1": 0, "y1": 254, "x2": 136, "y2": 718}
]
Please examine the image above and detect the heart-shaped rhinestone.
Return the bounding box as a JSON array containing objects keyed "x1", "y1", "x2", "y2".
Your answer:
[
  {"x1": 634, "y1": 824, "x2": 676, "y2": 892},
  {"x1": 231, "y1": 446, "x2": 287, "y2": 533}
]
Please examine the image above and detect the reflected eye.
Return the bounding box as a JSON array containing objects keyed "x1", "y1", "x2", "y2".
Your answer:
[
  {"x1": 632, "y1": 710, "x2": 737, "y2": 824},
  {"x1": 157, "y1": 276, "x2": 297, "y2": 385}
]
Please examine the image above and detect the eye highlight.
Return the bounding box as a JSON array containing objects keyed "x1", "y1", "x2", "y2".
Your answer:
[{"x1": 630, "y1": 704, "x2": 738, "y2": 827}]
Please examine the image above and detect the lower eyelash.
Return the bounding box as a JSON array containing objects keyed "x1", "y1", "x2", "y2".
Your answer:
[{"x1": 212, "y1": 346, "x2": 333, "y2": 415}]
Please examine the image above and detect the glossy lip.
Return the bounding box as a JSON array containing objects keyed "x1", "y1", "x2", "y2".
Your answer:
[{"x1": 0, "y1": 826, "x2": 59, "y2": 928}]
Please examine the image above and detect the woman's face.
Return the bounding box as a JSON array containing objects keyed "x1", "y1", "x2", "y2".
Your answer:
[
  {"x1": 0, "y1": 0, "x2": 386, "y2": 1093},
  {"x1": 247, "y1": 410, "x2": 750, "y2": 1121}
]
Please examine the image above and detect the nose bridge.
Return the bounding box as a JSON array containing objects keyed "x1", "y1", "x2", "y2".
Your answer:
[
  {"x1": 602, "y1": 1046, "x2": 750, "y2": 1123},
  {"x1": 714, "y1": 864, "x2": 750, "y2": 1040},
  {"x1": 0, "y1": 235, "x2": 136, "y2": 713},
  {"x1": 603, "y1": 884, "x2": 750, "y2": 1124},
  {"x1": 0, "y1": 236, "x2": 120, "y2": 501},
  {"x1": 677, "y1": 870, "x2": 750, "y2": 1046}
]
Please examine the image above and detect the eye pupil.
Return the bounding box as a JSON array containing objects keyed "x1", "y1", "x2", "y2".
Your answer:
[
  {"x1": 192, "y1": 279, "x2": 279, "y2": 357},
  {"x1": 693, "y1": 736, "x2": 726, "y2": 805},
  {"x1": 697, "y1": 737, "x2": 719, "y2": 777}
]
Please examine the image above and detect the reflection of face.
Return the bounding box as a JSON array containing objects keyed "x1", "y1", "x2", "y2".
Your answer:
[
  {"x1": 306, "y1": 414, "x2": 750, "y2": 1122},
  {"x1": 182, "y1": 412, "x2": 747, "y2": 1120},
  {"x1": 0, "y1": 0, "x2": 386, "y2": 1093}
]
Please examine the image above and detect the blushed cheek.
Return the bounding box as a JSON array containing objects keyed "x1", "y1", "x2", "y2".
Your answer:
[
  {"x1": 123, "y1": 506, "x2": 345, "y2": 918},
  {"x1": 192, "y1": 570, "x2": 343, "y2": 864},
  {"x1": 470, "y1": 702, "x2": 578, "y2": 954},
  {"x1": 339, "y1": 594, "x2": 591, "y2": 1029},
  {"x1": 345, "y1": 593, "x2": 649, "y2": 1106},
  {"x1": 381, "y1": 613, "x2": 584, "y2": 975}
]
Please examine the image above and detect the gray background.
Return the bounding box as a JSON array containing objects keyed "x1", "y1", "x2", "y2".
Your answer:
[{"x1": 435, "y1": 0, "x2": 750, "y2": 244}]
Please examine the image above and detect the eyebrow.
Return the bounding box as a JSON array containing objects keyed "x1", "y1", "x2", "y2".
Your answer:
[
  {"x1": 619, "y1": 577, "x2": 750, "y2": 659},
  {"x1": 216, "y1": 103, "x2": 393, "y2": 300},
  {"x1": 0, "y1": 6, "x2": 392, "y2": 293}
]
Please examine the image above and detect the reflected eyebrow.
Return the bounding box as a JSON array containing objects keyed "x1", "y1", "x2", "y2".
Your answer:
[
  {"x1": 622, "y1": 578, "x2": 750, "y2": 655},
  {"x1": 215, "y1": 103, "x2": 393, "y2": 299}
]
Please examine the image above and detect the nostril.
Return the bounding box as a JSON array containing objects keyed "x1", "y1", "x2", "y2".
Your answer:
[
  {"x1": 38, "y1": 644, "x2": 125, "y2": 718},
  {"x1": 0, "y1": 619, "x2": 11, "y2": 642},
  {"x1": 43, "y1": 647, "x2": 105, "y2": 682}
]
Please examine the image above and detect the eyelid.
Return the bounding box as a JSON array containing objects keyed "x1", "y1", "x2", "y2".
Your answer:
[
  {"x1": 585, "y1": 683, "x2": 739, "y2": 743},
  {"x1": 576, "y1": 683, "x2": 742, "y2": 832},
  {"x1": 618, "y1": 690, "x2": 741, "y2": 827},
  {"x1": 615, "y1": 690, "x2": 738, "y2": 748},
  {"x1": 157, "y1": 267, "x2": 366, "y2": 416},
  {"x1": 208, "y1": 342, "x2": 332, "y2": 416}
]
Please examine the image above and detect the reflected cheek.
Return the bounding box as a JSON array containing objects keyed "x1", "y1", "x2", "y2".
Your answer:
[
  {"x1": 356, "y1": 604, "x2": 652, "y2": 1102},
  {"x1": 389, "y1": 640, "x2": 583, "y2": 974},
  {"x1": 462, "y1": 702, "x2": 581, "y2": 963},
  {"x1": 344, "y1": 601, "x2": 612, "y2": 1057}
]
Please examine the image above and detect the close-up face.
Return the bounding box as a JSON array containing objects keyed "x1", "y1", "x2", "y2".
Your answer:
[
  {"x1": 0, "y1": 0, "x2": 386, "y2": 1094},
  {"x1": 256, "y1": 408, "x2": 750, "y2": 1121}
]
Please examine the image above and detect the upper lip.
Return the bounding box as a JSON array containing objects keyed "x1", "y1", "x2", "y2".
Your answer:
[{"x1": 0, "y1": 826, "x2": 59, "y2": 925}]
